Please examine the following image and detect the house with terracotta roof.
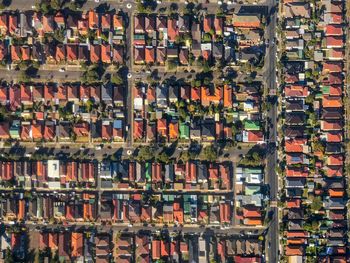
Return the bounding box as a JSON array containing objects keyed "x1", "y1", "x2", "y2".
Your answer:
[
  {"x1": 73, "y1": 122, "x2": 90, "y2": 142},
  {"x1": 66, "y1": 44, "x2": 78, "y2": 62},
  {"x1": 55, "y1": 44, "x2": 66, "y2": 63},
  {"x1": 145, "y1": 46, "x2": 155, "y2": 64},
  {"x1": 113, "y1": 45, "x2": 123, "y2": 63},
  {"x1": 232, "y1": 14, "x2": 261, "y2": 28},
  {"x1": 101, "y1": 44, "x2": 111, "y2": 63},
  {"x1": 90, "y1": 44, "x2": 101, "y2": 63}
]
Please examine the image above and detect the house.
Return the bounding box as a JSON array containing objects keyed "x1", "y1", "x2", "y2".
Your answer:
[
  {"x1": 203, "y1": 16, "x2": 213, "y2": 33},
  {"x1": 90, "y1": 44, "x2": 101, "y2": 63},
  {"x1": 283, "y1": 3, "x2": 311, "y2": 18},
  {"x1": 179, "y1": 48, "x2": 189, "y2": 65},
  {"x1": 134, "y1": 15, "x2": 145, "y2": 33},
  {"x1": 232, "y1": 14, "x2": 261, "y2": 28},
  {"x1": 145, "y1": 46, "x2": 155, "y2": 64},
  {"x1": 101, "y1": 44, "x2": 111, "y2": 63},
  {"x1": 242, "y1": 131, "x2": 264, "y2": 143}
]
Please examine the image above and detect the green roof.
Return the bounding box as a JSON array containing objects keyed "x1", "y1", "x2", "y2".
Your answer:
[
  {"x1": 315, "y1": 93, "x2": 322, "y2": 99},
  {"x1": 134, "y1": 34, "x2": 145, "y2": 40},
  {"x1": 179, "y1": 122, "x2": 190, "y2": 139},
  {"x1": 245, "y1": 185, "x2": 261, "y2": 195},
  {"x1": 163, "y1": 194, "x2": 175, "y2": 201},
  {"x1": 145, "y1": 163, "x2": 151, "y2": 181},
  {"x1": 322, "y1": 86, "x2": 330, "y2": 94},
  {"x1": 244, "y1": 168, "x2": 263, "y2": 174},
  {"x1": 184, "y1": 202, "x2": 191, "y2": 214},
  {"x1": 244, "y1": 120, "x2": 260, "y2": 131}
]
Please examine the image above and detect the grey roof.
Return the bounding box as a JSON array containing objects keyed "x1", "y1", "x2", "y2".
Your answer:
[
  {"x1": 324, "y1": 198, "x2": 346, "y2": 209},
  {"x1": 286, "y1": 178, "x2": 306, "y2": 188},
  {"x1": 101, "y1": 83, "x2": 113, "y2": 102},
  {"x1": 213, "y1": 42, "x2": 223, "y2": 59},
  {"x1": 201, "y1": 119, "x2": 215, "y2": 137}
]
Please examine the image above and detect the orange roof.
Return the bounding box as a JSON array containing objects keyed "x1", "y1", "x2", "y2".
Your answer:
[
  {"x1": 113, "y1": 15, "x2": 123, "y2": 29},
  {"x1": 44, "y1": 123, "x2": 55, "y2": 141},
  {"x1": 157, "y1": 119, "x2": 167, "y2": 137},
  {"x1": 244, "y1": 218, "x2": 262, "y2": 226},
  {"x1": 285, "y1": 245, "x2": 304, "y2": 256},
  {"x1": 201, "y1": 86, "x2": 222, "y2": 106},
  {"x1": 90, "y1": 44, "x2": 101, "y2": 63},
  {"x1": 233, "y1": 18, "x2": 260, "y2": 28},
  {"x1": 326, "y1": 166, "x2": 343, "y2": 177},
  {"x1": 322, "y1": 61, "x2": 343, "y2": 73},
  {"x1": 0, "y1": 13, "x2": 7, "y2": 30},
  {"x1": 74, "y1": 122, "x2": 90, "y2": 137},
  {"x1": 191, "y1": 87, "x2": 201, "y2": 101},
  {"x1": 167, "y1": 18, "x2": 178, "y2": 41},
  {"x1": 243, "y1": 207, "x2": 261, "y2": 218},
  {"x1": 329, "y1": 85, "x2": 342, "y2": 96},
  {"x1": 101, "y1": 44, "x2": 111, "y2": 63},
  {"x1": 152, "y1": 240, "x2": 160, "y2": 259},
  {"x1": 49, "y1": 233, "x2": 58, "y2": 250},
  {"x1": 223, "y1": 84, "x2": 232, "y2": 107},
  {"x1": 286, "y1": 166, "x2": 308, "y2": 177},
  {"x1": 321, "y1": 120, "x2": 342, "y2": 131},
  {"x1": 161, "y1": 240, "x2": 169, "y2": 257},
  {"x1": 327, "y1": 154, "x2": 343, "y2": 166},
  {"x1": 11, "y1": 45, "x2": 20, "y2": 61},
  {"x1": 203, "y1": 16, "x2": 213, "y2": 33},
  {"x1": 32, "y1": 123, "x2": 43, "y2": 139},
  {"x1": 18, "y1": 199, "x2": 25, "y2": 220},
  {"x1": 78, "y1": 18, "x2": 88, "y2": 35},
  {"x1": 71, "y1": 233, "x2": 83, "y2": 257},
  {"x1": 286, "y1": 199, "x2": 301, "y2": 208},
  {"x1": 100, "y1": 13, "x2": 111, "y2": 29},
  {"x1": 21, "y1": 46, "x2": 30, "y2": 61},
  {"x1": 8, "y1": 14, "x2": 17, "y2": 34},
  {"x1": 329, "y1": 189, "x2": 344, "y2": 197},
  {"x1": 20, "y1": 84, "x2": 32, "y2": 102},
  {"x1": 133, "y1": 120, "x2": 144, "y2": 139},
  {"x1": 322, "y1": 95, "x2": 342, "y2": 108},
  {"x1": 55, "y1": 45, "x2": 66, "y2": 62},
  {"x1": 327, "y1": 131, "x2": 342, "y2": 142},
  {"x1": 326, "y1": 36, "x2": 343, "y2": 47},
  {"x1": 21, "y1": 124, "x2": 31, "y2": 140},
  {"x1": 285, "y1": 139, "x2": 305, "y2": 153},
  {"x1": 66, "y1": 44, "x2": 78, "y2": 61},
  {"x1": 285, "y1": 85, "x2": 308, "y2": 97},
  {"x1": 325, "y1": 25, "x2": 343, "y2": 36},
  {"x1": 287, "y1": 238, "x2": 306, "y2": 245},
  {"x1": 88, "y1": 10, "x2": 98, "y2": 29},
  {"x1": 286, "y1": 231, "x2": 308, "y2": 238},
  {"x1": 168, "y1": 121, "x2": 178, "y2": 140},
  {"x1": 145, "y1": 46, "x2": 155, "y2": 63}
]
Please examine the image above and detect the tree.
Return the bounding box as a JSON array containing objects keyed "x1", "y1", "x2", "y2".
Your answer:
[
  {"x1": 4, "y1": 248, "x2": 13, "y2": 263},
  {"x1": 203, "y1": 145, "x2": 218, "y2": 162},
  {"x1": 167, "y1": 59, "x2": 177, "y2": 70},
  {"x1": 156, "y1": 152, "x2": 170, "y2": 164},
  {"x1": 111, "y1": 73, "x2": 124, "y2": 85},
  {"x1": 310, "y1": 196, "x2": 322, "y2": 211},
  {"x1": 178, "y1": 151, "x2": 190, "y2": 163},
  {"x1": 136, "y1": 146, "x2": 154, "y2": 162}
]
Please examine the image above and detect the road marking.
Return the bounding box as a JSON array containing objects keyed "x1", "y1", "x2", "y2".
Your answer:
[{"x1": 270, "y1": 201, "x2": 277, "y2": 207}]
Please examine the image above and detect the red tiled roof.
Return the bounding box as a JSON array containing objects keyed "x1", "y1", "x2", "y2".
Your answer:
[
  {"x1": 285, "y1": 85, "x2": 308, "y2": 97},
  {"x1": 90, "y1": 44, "x2": 101, "y2": 63},
  {"x1": 325, "y1": 25, "x2": 343, "y2": 36}
]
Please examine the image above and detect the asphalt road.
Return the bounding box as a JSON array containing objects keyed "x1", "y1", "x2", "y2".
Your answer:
[
  {"x1": 263, "y1": 0, "x2": 279, "y2": 262},
  {"x1": 8, "y1": 220, "x2": 267, "y2": 236}
]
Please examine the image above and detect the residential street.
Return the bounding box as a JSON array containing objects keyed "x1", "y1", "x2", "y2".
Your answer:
[{"x1": 264, "y1": 0, "x2": 279, "y2": 261}]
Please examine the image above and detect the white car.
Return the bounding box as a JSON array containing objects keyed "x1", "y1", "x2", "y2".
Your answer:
[{"x1": 59, "y1": 68, "x2": 65, "y2": 72}]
